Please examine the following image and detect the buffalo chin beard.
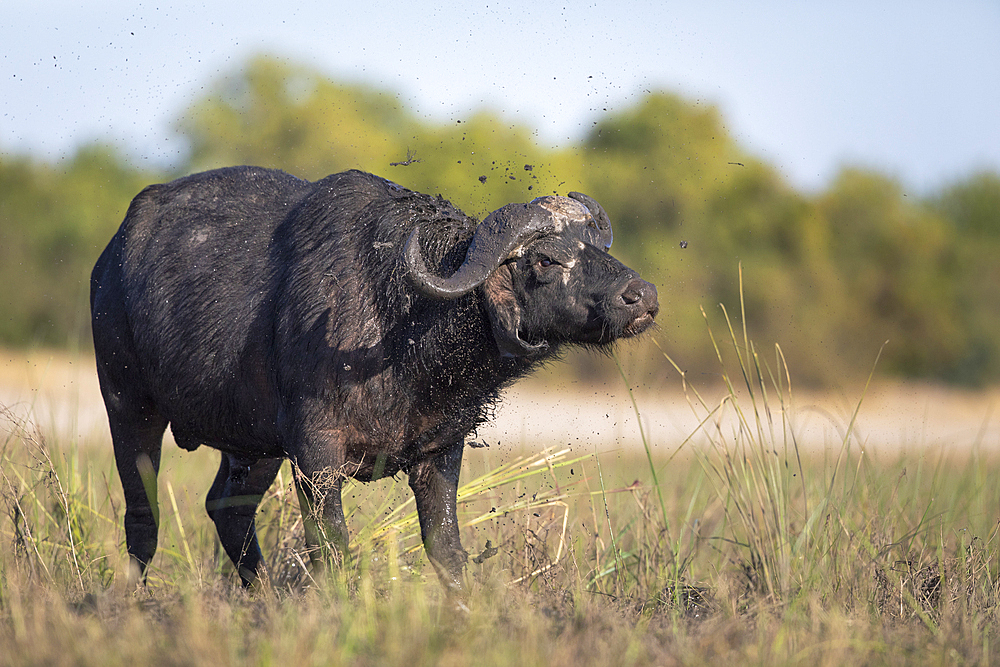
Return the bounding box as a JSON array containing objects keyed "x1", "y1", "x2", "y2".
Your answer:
[
  {"x1": 560, "y1": 313, "x2": 657, "y2": 349},
  {"x1": 621, "y1": 311, "x2": 657, "y2": 338}
]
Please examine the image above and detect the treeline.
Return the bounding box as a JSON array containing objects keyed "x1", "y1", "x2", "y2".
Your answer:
[{"x1": 2, "y1": 55, "x2": 998, "y2": 387}]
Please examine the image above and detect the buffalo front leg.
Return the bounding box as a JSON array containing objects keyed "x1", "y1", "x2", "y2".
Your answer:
[
  {"x1": 206, "y1": 454, "x2": 283, "y2": 587},
  {"x1": 408, "y1": 441, "x2": 467, "y2": 594},
  {"x1": 293, "y1": 463, "x2": 350, "y2": 574}
]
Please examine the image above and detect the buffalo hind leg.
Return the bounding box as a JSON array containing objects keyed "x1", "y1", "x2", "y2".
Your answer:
[
  {"x1": 206, "y1": 454, "x2": 284, "y2": 587},
  {"x1": 108, "y1": 410, "x2": 168, "y2": 586},
  {"x1": 409, "y1": 441, "x2": 467, "y2": 597}
]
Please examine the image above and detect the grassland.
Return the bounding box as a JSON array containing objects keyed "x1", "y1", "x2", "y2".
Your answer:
[{"x1": 2, "y1": 327, "x2": 1000, "y2": 665}]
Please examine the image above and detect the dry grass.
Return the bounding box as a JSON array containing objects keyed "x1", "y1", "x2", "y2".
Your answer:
[
  {"x1": 4, "y1": 398, "x2": 1000, "y2": 667},
  {"x1": 3, "y1": 293, "x2": 1000, "y2": 665}
]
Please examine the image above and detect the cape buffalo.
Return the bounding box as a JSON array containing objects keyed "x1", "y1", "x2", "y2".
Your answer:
[{"x1": 91, "y1": 167, "x2": 658, "y2": 594}]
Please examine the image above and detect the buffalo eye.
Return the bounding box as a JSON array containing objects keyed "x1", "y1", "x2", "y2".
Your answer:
[{"x1": 530, "y1": 254, "x2": 564, "y2": 282}]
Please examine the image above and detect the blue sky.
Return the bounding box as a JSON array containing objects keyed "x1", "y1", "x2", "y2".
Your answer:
[{"x1": 2, "y1": 0, "x2": 998, "y2": 193}]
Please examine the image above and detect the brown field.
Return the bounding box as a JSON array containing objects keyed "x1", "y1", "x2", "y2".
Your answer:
[
  {"x1": 3, "y1": 348, "x2": 1000, "y2": 665},
  {"x1": 4, "y1": 347, "x2": 998, "y2": 454}
]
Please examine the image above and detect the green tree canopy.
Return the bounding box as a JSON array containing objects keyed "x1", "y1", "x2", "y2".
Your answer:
[
  {"x1": 2, "y1": 54, "x2": 999, "y2": 388},
  {"x1": 0, "y1": 146, "x2": 153, "y2": 347}
]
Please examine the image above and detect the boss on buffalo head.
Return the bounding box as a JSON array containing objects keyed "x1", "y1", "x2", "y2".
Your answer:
[{"x1": 404, "y1": 191, "x2": 658, "y2": 358}]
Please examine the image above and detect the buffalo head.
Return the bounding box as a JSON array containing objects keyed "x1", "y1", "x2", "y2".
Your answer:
[{"x1": 405, "y1": 191, "x2": 659, "y2": 357}]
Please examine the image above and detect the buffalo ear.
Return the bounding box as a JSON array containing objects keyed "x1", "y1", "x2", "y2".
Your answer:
[{"x1": 483, "y1": 266, "x2": 548, "y2": 358}]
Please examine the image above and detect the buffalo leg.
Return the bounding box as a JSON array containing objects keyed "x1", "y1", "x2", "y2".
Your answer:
[
  {"x1": 408, "y1": 441, "x2": 467, "y2": 594},
  {"x1": 293, "y1": 462, "x2": 350, "y2": 573},
  {"x1": 108, "y1": 410, "x2": 168, "y2": 584},
  {"x1": 206, "y1": 454, "x2": 283, "y2": 586}
]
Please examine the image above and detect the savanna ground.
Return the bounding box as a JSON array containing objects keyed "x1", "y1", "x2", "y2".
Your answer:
[{"x1": 2, "y1": 325, "x2": 1000, "y2": 666}]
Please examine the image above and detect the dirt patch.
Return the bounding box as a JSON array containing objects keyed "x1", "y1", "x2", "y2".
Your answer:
[
  {"x1": 0, "y1": 349, "x2": 108, "y2": 444},
  {"x1": 2, "y1": 349, "x2": 999, "y2": 453},
  {"x1": 478, "y1": 378, "x2": 1000, "y2": 456}
]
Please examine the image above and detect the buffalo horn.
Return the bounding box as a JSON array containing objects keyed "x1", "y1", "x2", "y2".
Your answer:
[
  {"x1": 567, "y1": 191, "x2": 613, "y2": 249},
  {"x1": 404, "y1": 194, "x2": 612, "y2": 300}
]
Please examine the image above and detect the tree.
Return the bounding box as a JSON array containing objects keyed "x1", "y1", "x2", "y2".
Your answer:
[
  {"x1": 816, "y1": 169, "x2": 966, "y2": 379},
  {"x1": 0, "y1": 145, "x2": 155, "y2": 347},
  {"x1": 178, "y1": 55, "x2": 418, "y2": 179},
  {"x1": 928, "y1": 171, "x2": 1000, "y2": 384},
  {"x1": 3, "y1": 54, "x2": 996, "y2": 388}
]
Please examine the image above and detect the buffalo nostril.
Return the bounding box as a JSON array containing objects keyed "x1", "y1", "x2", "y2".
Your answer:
[{"x1": 620, "y1": 278, "x2": 649, "y2": 306}]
